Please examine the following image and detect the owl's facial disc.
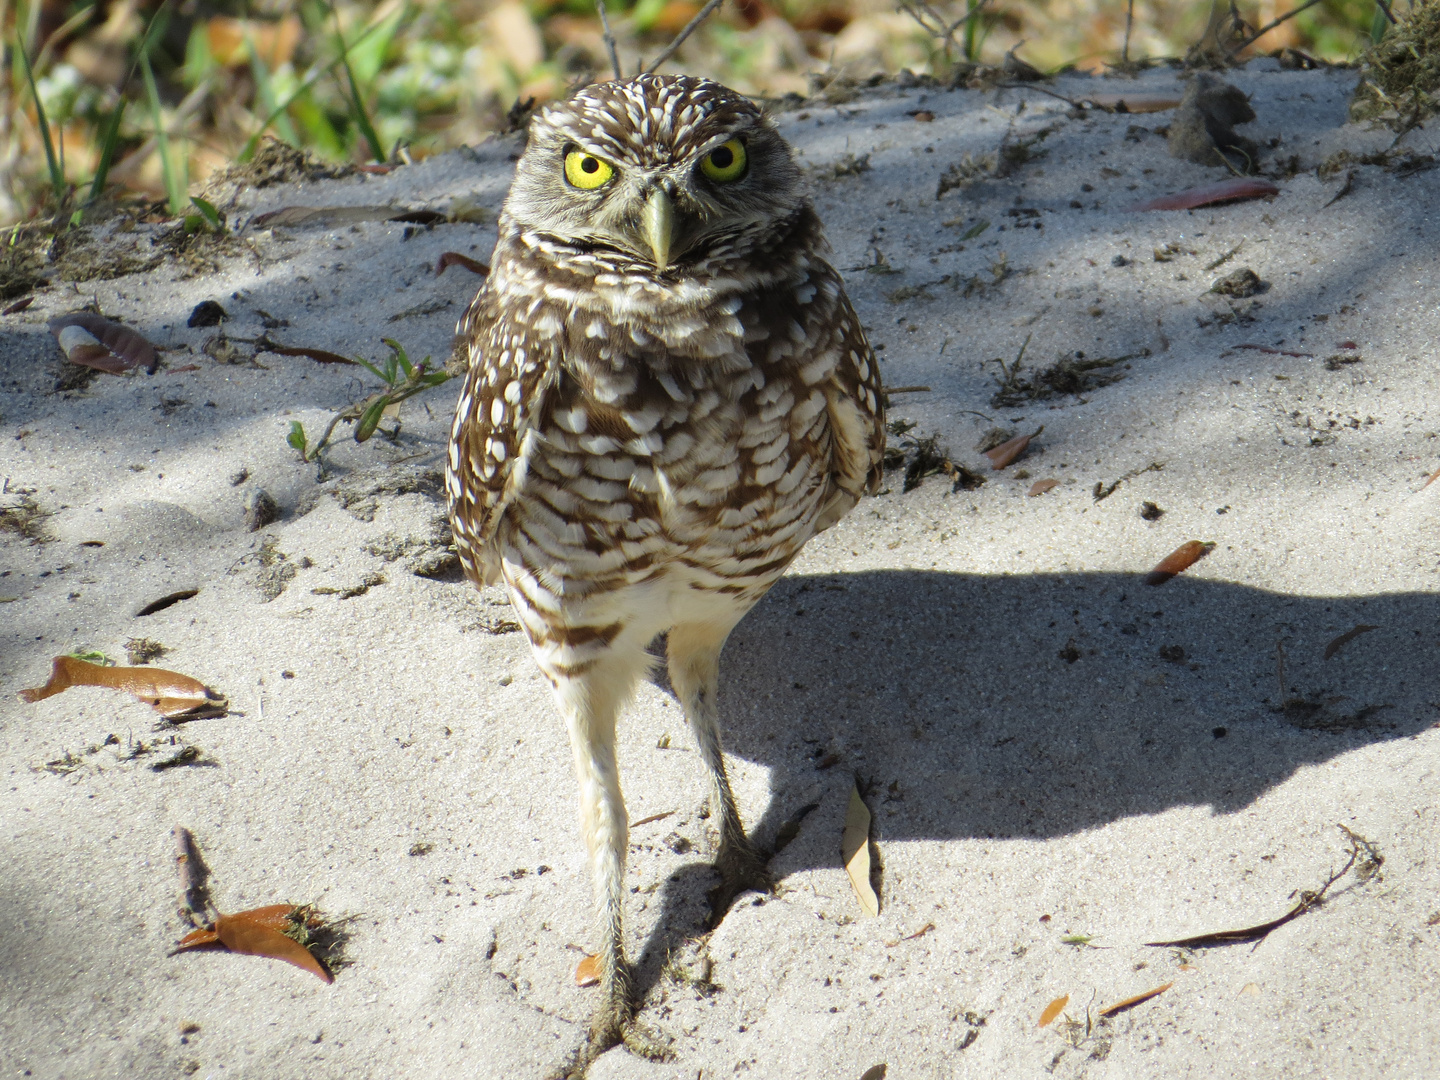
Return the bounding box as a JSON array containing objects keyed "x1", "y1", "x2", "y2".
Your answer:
[{"x1": 506, "y1": 75, "x2": 803, "y2": 273}]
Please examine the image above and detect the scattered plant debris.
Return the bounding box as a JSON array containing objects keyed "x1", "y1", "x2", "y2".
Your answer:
[
  {"x1": 20, "y1": 656, "x2": 227, "y2": 719},
  {"x1": 884, "y1": 422, "x2": 984, "y2": 493},
  {"x1": 1210, "y1": 268, "x2": 1266, "y2": 298},
  {"x1": 1146, "y1": 825, "x2": 1382, "y2": 948},
  {"x1": 990, "y1": 340, "x2": 1147, "y2": 408},
  {"x1": 0, "y1": 489, "x2": 51, "y2": 542},
  {"x1": 1144, "y1": 541, "x2": 1215, "y2": 585},
  {"x1": 48, "y1": 312, "x2": 159, "y2": 375},
  {"x1": 885, "y1": 923, "x2": 935, "y2": 947},
  {"x1": 1093, "y1": 461, "x2": 1164, "y2": 501},
  {"x1": 1099, "y1": 982, "x2": 1173, "y2": 1018},
  {"x1": 125, "y1": 638, "x2": 168, "y2": 665},
  {"x1": 1140, "y1": 501, "x2": 1165, "y2": 520},
  {"x1": 1128, "y1": 177, "x2": 1279, "y2": 212},
  {"x1": 1324, "y1": 624, "x2": 1380, "y2": 660},
  {"x1": 1351, "y1": 0, "x2": 1440, "y2": 127},
  {"x1": 1039, "y1": 995, "x2": 1070, "y2": 1027},
  {"x1": 843, "y1": 784, "x2": 879, "y2": 917},
  {"x1": 1235, "y1": 342, "x2": 1310, "y2": 357}
]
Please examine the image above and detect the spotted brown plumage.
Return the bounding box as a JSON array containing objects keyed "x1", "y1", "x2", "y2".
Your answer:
[{"x1": 445, "y1": 73, "x2": 883, "y2": 1073}]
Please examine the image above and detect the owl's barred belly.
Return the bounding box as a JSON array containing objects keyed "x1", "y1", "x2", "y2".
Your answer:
[{"x1": 491, "y1": 395, "x2": 832, "y2": 653}]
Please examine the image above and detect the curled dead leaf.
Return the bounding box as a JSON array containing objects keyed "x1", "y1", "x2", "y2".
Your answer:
[
  {"x1": 1098, "y1": 981, "x2": 1173, "y2": 1018},
  {"x1": 177, "y1": 904, "x2": 334, "y2": 983},
  {"x1": 1144, "y1": 541, "x2": 1215, "y2": 586},
  {"x1": 1028, "y1": 478, "x2": 1059, "y2": 497},
  {"x1": 435, "y1": 252, "x2": 491, "y2": 277},
  {"x1": 842, "y1": 785, "x2": 879, "y2": 918},
  {"x1": 985, "y1": 427, "x2": 1042, "y2": 470},
  {"x1": 574, "y1": 952, "x2": 601, "y2": 987},
  {"x1": 3, "y1": 296, "x2": 34, "y2": 315},
  {"x1": 1127, "y1": 178, "x2": 1279, "y2": 213},
  {"x1": 48, "y1": 312, "x2": 158, "y2": 374},
  {"x1": 1038, "y1": 994, "x2": 1069, "y2": 1028},
  {"x1": 20, "y1": 656, "x2": 227, "y2": 718}
]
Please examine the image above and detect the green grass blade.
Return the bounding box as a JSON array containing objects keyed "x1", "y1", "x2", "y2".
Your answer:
[
  {"x1": 88, "y1": 99, "x2": 127, "y2": 203},
  {"x1": 16, "y1": 36, "x2": 65, "y2": 204},
  {"x1": 244, "y1": 30, "x2": 300, "y2": 147},
  {"x1": 329, "y1": 3, "x2": 385, "y2": 162},
  {"x1": 140, "y1": 50, "x2": 187, "y2": 215}
]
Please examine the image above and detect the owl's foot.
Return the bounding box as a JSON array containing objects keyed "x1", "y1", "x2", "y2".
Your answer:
[
  {"x1": 549, "y1": 973, "x2": 672, "y2": 1079},
  {"x1": 707, "y1": 838, "x2": 775, "y2": 927}
]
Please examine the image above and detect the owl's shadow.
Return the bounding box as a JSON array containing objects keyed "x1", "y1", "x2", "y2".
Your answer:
[{"x1": 630, "y1": 567, "x2": 1437, "y2": 1001}]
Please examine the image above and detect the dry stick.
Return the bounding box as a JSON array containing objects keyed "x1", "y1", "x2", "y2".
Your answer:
[
  {"x1": 1373, "y1": 0, "x2": 1398, "y2": 25},
  {"x1": 595, "y1": 0, "x2": 622, "y2": 81},
  {"x1": 642, "y1": 0, "x2": 724, "y2": 75},
  {"x1": 1231, "y1": 0, "x2": 1326, "y2": 54},
  {"x1": 1122, "y1": 0, "x2": 1135, "y2": 63}
]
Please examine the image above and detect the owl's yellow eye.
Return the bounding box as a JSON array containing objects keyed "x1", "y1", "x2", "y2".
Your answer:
[
  {"x1": 564, "y1": 151, "x2": 615, "y2": 190},
  {"x1": 699, "y1": 139, "x2": 747, "y2": 183}
]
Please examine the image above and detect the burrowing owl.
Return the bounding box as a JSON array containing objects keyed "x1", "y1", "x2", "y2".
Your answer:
[{"x1": 446, "y1": 73, "x2": 884, "y2": 1070}]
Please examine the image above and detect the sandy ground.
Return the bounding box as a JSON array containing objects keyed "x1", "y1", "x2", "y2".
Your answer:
[{"x1": 2, "y1": 61, "x2": 1439, "y2": 1080}]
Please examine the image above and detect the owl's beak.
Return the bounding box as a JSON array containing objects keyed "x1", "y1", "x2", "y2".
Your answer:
[{"x1": 642, "y1": 187, "x2": 676, "y2": 271}]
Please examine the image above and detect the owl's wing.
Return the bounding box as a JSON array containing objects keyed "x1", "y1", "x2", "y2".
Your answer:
[
  {"x1": 811, "y1": 271, "x2": 886, "y2": 534},
  {"x1": 447, "y1": 286, "x2": 559, "y2": 585}
]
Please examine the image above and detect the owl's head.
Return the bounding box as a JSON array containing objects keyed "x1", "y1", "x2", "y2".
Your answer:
[{"x1": 504, "y1": 74, "x2": 803, "y2": 273}]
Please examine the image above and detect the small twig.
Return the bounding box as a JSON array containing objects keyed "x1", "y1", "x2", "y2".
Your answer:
[
  {"x1": 885, "y1": 385, "x2": 932, "y2": 394},
  {"x1": 1373, "y1": 0, "x2": 1397, "y2": 24},
  {"x1": 175, "y1": 826, "x2": 219, "y2": 927},
  {"x1": 994, "y1": 82, "x2": 1085, "y2": 108},
  {"x1": 1231, "y1": 0, "x2": 1326, "y2": 53},
  {"x1": 1275, "y1": 638, "x2": 1287, "y2": 702},
  {"x1": 1122, "y1": 0, "x2": 1135, "y2": 63},
  {"x1": 643, "y1": 0, "x2": 723, "y2": 74},
  {"x1": 596, "y1": 0, "x2": 622, "y2": 81}
]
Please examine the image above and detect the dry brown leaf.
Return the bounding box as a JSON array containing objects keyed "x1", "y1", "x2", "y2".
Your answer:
[
  {"x1": 574, "y1": 952, "x2": 601, "y2": 987},
  {"x1": 859, "y1": 1067, "x2": 887, "y2": 1080},
  {"x1": 264, "y1": 342, "x2": 356, "y2": 365},
  {"x1": 175, "y1": 904, "x2": 333, "y2": 982},
  {"x1": 207, "y1": 15, "x2": 301, "y2": 68},
  {"x1": 1028, "y1": 478, "x2": 1059, "y2": 496},
  {"x1": 1084, "y1": 93, "x2": 1182, "y2": 113},
  {"x1": 1423, "y1": 464, "x2": 1440, "y2": 490},
  {"x1": 435, "y1": 252, "x2": 492, "y2": 277},
  {"x1": 20, "y1": 656, "x2": 227, "y2": 718},
  {"x1": 1238, "y1": 982, "x2": 1261, "y2": 997},
  {"x1": 842, "y1": 785, "x2": 879, "y2": 918},
  {"x1": 1038, "y1": 994, "x2": 1069, "y2": 1027},
  {"x1": 3, "y1": 296, "x2": 34, "y2": 315},
  {"x1": 985, "y1": 427, "x2": 1042, "y2": 470},
  {"x1": 1144, "y1": 541, "x2": 1215, "y2": 586},
  {"x1": 1098, "y1": 981, "x2": 1173, "y2": 1018},
  {"x1": 1127, "y1": 178, "x2": 1279, "y2": 213},
  {"x1": 1323, "y1": 624, "x2": 1379, "y2": 660},
  {"x1": 48, "y1": 312, "x2": 158, "y2": 374},
  {"x1": 629, "y1": 810, "x2": 675, "y2": 828}
]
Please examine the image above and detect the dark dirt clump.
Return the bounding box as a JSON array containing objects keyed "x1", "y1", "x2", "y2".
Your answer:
[{"x1": 1168, "y1": 73, "x2": 1259, "y2": 172}]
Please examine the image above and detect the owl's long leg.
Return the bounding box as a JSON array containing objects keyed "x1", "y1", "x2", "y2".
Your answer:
[
  {"x1": 538, "y1": 638, "x2": 670, "y2": 1075},
  {"x1": 667, "y1": 620, "x2": 774, "y2": 924}
]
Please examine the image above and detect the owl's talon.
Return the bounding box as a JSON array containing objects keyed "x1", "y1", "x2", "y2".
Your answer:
[
  {"x1": 550, "y1": 993, "x2": 672, "y2": 1079},
  {"x1": 708, "y1": 840, "x2": 775, "y2": 926}
]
